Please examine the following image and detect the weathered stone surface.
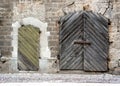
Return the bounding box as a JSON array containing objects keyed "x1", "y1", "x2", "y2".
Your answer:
[
  {"x1": 12, "y1": 1, "x2": 45, "y2": 22},
  {"x1": 0, "y1": 0, "x2": 119, "y2": 74},
  {"x1": 113, "y1": 67, "x2": 120, "y2": 75},
  {"x1": 0, "y1": 73, "x2": 120, "y2": 83},
  {"x1": 0, "y1": 1, "x2": 12, "y2": 73},
  {"x1": 0, "y1": 60, "x2": 10, "y2": 73}
]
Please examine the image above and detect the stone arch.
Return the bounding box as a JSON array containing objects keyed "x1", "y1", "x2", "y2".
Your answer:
[{"x1": 11, "y1": 17, "x2": 51, "y2": 72}]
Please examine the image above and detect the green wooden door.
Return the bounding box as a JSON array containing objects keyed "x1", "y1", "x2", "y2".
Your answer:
[{"x1": 18, "y1": 25, "x2": 40, "y2": 71}]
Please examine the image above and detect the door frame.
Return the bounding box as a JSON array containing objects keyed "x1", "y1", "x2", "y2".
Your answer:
[{"x1": 11, "y1": 17, "x2": 51, "y2": 72}]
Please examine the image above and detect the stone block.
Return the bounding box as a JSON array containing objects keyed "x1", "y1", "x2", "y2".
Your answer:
[
  {"x1": 48, "y1": 58, "x2": 59, "y2": 73},
  {"x1": 0, "y1": 59, "x2": 10, "y2": 73},
  {"x1": 51, "y1": 0, "x2": 64, "y2": 2},
  {"x1": 0, "y1": 31, "x2": 11, "y2": 35},
  {"x1": 0, "y1": 26, "x2": 12, "y2": 31},
  {"x1": 48, "y1": 40, "x2": 58, "y2": 46},
  {"x1": 0, "y1": 46, "x2": 13, "y2": 52},
  {"x1": 39, "y1": 59, "x2": 49, "y2": 73},
  {"x1": 112, "y1": 67, "x2": 120, "y2": 75},
  {"x1": 39, "y1": 58, "x2": 58, "y2": 73},
  {"x1": 8, "y1": 58, "x2": 18, "y2": 73}
]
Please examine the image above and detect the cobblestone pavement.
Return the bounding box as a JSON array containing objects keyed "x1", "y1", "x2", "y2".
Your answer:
[{"x1": 0, "y1": 73, "x2": 120, "y2": 83}]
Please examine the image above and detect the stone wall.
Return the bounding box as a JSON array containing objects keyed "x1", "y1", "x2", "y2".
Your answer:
[
  {"x1": 45, "y1": 0, "x2": 120, "y2": 73},
  {"x1": 45, "y1": 0, "x2": 114, "y2": 72},
  {"x1": 0, "y1": 0, "x2": 120, "y2": 74},
  {"x1": 12, "y1": 0, "x2": 45, "y2": 22},
  {"x1": 0, "y1": 1, "x2": 12, "y2": 56},
  {"x1": 0, "y1": 0, "x2": 13, "y2": 73},
  {"x1": 109, "y1": 0, "x2": 120, "y2": 74}
]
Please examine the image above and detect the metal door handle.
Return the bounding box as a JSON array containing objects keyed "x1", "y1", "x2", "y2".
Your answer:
[{"x1": 73, "y1": 40, "x2": 91, "y2": 45}]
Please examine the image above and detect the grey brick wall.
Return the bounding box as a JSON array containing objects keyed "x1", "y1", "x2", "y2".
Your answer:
[
  {"x1": 0, "y1": 0, "x2": 13, "y2": 73},
  {"x1": 0, "y1": 1, "x2": 13, "y2": 57},
  {"x1": 45, "y1": 1, "x2": 66, "y2": 58},
  {"x1": 0, "y1": 0, "x2": 120, "y2": 74}
]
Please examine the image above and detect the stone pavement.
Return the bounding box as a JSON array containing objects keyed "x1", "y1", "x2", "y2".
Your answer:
[{"x1": 0, "y1": 73, "x2": 120, "y2": 83}]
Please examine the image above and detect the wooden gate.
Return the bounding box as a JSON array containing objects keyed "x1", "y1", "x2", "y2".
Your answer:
[
  {"x1": 18, "y1": 25, "x2": 40, "y2": 71},
  {"x1": 59, "y1": 11, "x2": 109, "y2": 71}
]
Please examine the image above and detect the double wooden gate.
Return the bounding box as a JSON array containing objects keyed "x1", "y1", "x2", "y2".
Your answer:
[
  {"x1": 59, "y1": 11, "x2": 109, "y2": 71},
  {"x1": 18, "y1": 25, "x2": 40, "y2": 71}
]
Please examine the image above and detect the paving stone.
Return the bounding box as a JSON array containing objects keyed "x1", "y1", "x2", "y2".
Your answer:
[{"x1": 0, "y1": 73, "x2": 119, "y2": 83}]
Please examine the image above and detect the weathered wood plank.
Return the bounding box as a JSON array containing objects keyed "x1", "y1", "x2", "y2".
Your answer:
[{"x1": 18, "y1": 25, "x2": 40, "y2": 71}]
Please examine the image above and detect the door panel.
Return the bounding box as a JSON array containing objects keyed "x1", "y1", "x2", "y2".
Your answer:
[
  {"x1": 60, "y1": 11, "x2": 84, "y2": 70},
  {"x1": 83, "y1": 12, "x2": 109, "y2": 71},
  {"x1": 18, "y1": 25, "x2": 40, "y2": 71}
]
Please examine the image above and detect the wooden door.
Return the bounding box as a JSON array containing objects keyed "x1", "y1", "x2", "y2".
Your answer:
[
  {"x1": 83, "y1": 11, "x2": 109, "y2": 71},
  {"x1": 18, "y1": 25, "x2": 40, "y2": 71},
  {"x1": 59, "y1": 12, "x2": 84, "y2": 70},
  {"x1": 59, "y1": 11, "x2": 109, "y2": 71}
]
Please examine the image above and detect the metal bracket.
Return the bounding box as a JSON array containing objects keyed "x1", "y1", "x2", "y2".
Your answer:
[{"x1": 73, "y1": 40, "x2": 91, "y2": 45}]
